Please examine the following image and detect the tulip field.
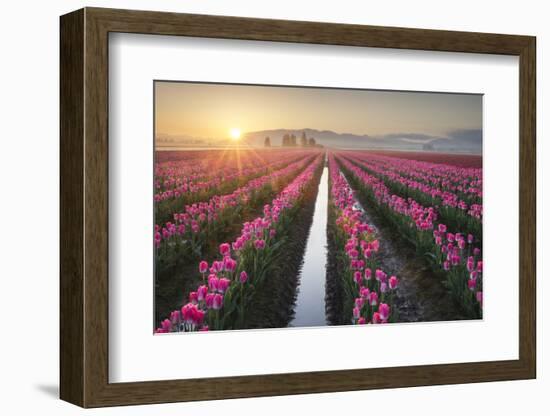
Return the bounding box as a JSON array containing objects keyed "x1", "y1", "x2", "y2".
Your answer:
[{"x1": 154, "y1": 148, "x2": 482, "y2": 334}]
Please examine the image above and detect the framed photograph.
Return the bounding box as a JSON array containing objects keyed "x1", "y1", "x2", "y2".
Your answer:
[{"x1": 60, "y1": 7, "x2": 536, "y2": 407}]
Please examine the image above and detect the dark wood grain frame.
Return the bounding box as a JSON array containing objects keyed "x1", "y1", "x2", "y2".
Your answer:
[{"x1": 60, "y1": 7, "x2": 536, "y2": 408}]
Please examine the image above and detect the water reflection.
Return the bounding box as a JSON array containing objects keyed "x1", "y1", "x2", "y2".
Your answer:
[{"x1": 289, "y1": 165, "x2": 329, "y2": 327}]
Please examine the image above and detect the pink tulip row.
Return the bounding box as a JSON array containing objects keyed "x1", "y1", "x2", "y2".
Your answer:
[
  {"x1": 337, "y1": 156, "x2": 438, "y2": 232},
  {"x1": 344, "y1": 153, "x2": 483, "y2": 221},
  {"x1": 154, "y1": 152, "x2": 308, "y2": 203},
  {"x1": 335, "y1": 154, "x2": 482, "y2": 317},
  {"x1": 328, "y1": 153, "x2": 398, "y2": 324},
  {"x1": 347, "y1": 152, "x2": 482, "y2": 202},
  {"x1": 155, "y1": 155, "x2": 323, "y2": 333},
  {"x1": 155, "y1": 154, "x2": 316, "y2": 248},
  {"x1": 155, "y1": 149, "x2": 305, "y2": 193}
]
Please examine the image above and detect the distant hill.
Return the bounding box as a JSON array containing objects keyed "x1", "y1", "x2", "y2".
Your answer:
[
  {"x1": 243, "y1": 128, "x2": 482, "y2": 154},
  {"x1": 426, "y1": 129, "x2": 482, "y2": 153}
]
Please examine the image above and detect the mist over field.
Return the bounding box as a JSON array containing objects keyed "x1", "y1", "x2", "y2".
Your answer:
[
  {"x1": 242, "y1": 128, "x2": 482, "y2": 153},
  {"x1": 156, "y1": 127, "x2": 482, "y2": 154}
]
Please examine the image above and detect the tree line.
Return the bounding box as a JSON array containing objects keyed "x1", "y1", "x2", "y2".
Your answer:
[{"x1": 264, "y1": 131, "x2": 319, "y2": 147}]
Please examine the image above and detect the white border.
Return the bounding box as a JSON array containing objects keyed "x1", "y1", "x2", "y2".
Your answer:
[{"x1": 109, "y1": 33, "x2": 519, "y2": 383}]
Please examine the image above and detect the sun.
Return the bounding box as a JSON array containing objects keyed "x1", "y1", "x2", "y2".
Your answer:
[{"x1": 229, "y1": 128, "x2": 242, "y2": 141}]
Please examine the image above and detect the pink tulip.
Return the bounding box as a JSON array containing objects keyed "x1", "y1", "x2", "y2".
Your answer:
[
  {"x1": 212, "y1": 293, "x2": 224, "y2": 310},
  {"x1": 476, "y1": 291, "x2": 483, "y2": 306},
  {"x1": 477, "y1": 261, "x2": 483, "y2": 272},
  {"x1": 192, "y1": 308, "x2": 206, "y2": 325},
  {"x1": 205, "y1": 293, "x2": 215, "y2": 309},
  {"x1": 161, "y1": 318, "x2": 171, "y2": 332},
  {"x1": 355, "y1": 297, "x2": 364, "y2": 309},
  {"x1": 438, "y1": 224, "x2": 447, "y2": 233},
  {"x1": 372, "y1": 312, "x2": 381, "y2": 324},
  {"x1": 254, "y1": 239, "x2": 266, "y2": 250},
  {"x1": 451, "y1": 255, "x2": 460, "y2": 266},
  {"x1": 240, "y1": 271, "x2": 248, "y2": 284},
  {"x1": 208, "y1": 275, "x2": 219, "y2": 292},
  {"x1": 369, "y1": 291, "x2": 379, "y2": 306},
  {"x1": 467, "y1": 279, "x2": 477, "y2": 291},
  {"x1": 365, "y1": 268, "x2": 372, "y2": 280},
  {"x1": 389, "y1": 275, "x2": 398, "y2": 290},
  {"x1": 378, "y1": 303, "x2": 390, "y2": 321},
  {"x1": 197, "y1": 285, "x2": 208, "y2": 301},
  {"x1": 199, "y1": 261, "x2": 208, "y2": 274},
  {"x1": 212, "y1": 261, "x2": 224, "y2": 273},
  {"x1": 219, "y1": 243, "x2": 231, "y2": 256},
  {"x1": 354, "y1": 271, "x2": 362, "y2": 285},
  {"x1": 189, "y1": 291, "x2": 198, "y2": 304},
  {"x1": 357, "y1": 317, "x2": 366, "y2": 325},
  {"x1": 375, "y1": 269, "x2": 387, "y2": 282},
  {"x1": 353, "y1": 306, "x2": 361, "y2": 319},
  {"x1": 181, "y1": 303, "x2": 195, "y2": 323},
  {"x1": 223, "y1": 257, "x2": 237, "y2": 272},
  {"x1": 217, "y1": 277, "x2": 231, "y2": 293},
  {"x1": 170, "y1": 310, "x2": 180, "y2": 323},
  {"x1": 443, "y1": 260, "x2": 450, "y2": 271}
]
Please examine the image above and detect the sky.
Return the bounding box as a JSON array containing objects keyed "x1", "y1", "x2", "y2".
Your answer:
[{"x1": 155, "y1": 81, "x2": 482, "y2": 140}]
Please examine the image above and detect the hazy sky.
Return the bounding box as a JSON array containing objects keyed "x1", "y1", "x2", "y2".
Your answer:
[{"x1": 155, "y1": 81, "x2": 482, "y2": 140}]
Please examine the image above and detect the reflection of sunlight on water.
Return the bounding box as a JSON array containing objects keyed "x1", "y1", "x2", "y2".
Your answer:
[{"x1": 289, "y1": 166, "x2": 329, "y2": 327}]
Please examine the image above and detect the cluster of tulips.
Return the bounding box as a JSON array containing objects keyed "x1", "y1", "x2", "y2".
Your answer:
[
  {"x1": 346, "y1": 153, "x2": 482, "y2": 220},
  {"x1": 155, "y1": 156, "x2": 323, "y2": 333},
  {"x1": 154, "y1": 155, "x2": 315, "y2": 249},
  {"x1": 343, "y1": 153, "x2": 482, "y2": 240},
  {"x1": 349, "y1": 152, "x2": 482, "y2": 200},
  {"x1": 335, "y1": 153, "x2": 482, "y2": 318},
  {"x1": 154, "y1": 151, "x2": 307, "y2": 203},
  {"x1": 338, "y1": 156, "x2": 437, "y2": 234},
  {"x1": 155, "y1": 149, "x2": 302, "y2": 192},
  {"x1": 328, "y1": 154, "x2": 398, "y2": 324},
  {"x1": 433, "y1": 224, "x2": 483, "y2": 315}
]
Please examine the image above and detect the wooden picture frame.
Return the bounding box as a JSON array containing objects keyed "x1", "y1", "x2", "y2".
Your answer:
[{"x1": 60, "y1": 7, "x2": 536, "y2": 408}]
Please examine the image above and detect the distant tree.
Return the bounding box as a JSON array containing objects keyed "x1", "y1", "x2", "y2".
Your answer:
[
  {"x1": 264, "y1": 136, "x2": 271, "y2": 147},
  {"x1": 308, "y1": 137, "x2": 316, "y2": 146},
  {"x1": 282, "y1": 134, "x2": 289, "y2": 146},
  {"x1": 300, "y1": 131, "x2": 307, "y2": 146},
  {"x1": 290, "y1": 134, "x2": 297, "y2": 146}
]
